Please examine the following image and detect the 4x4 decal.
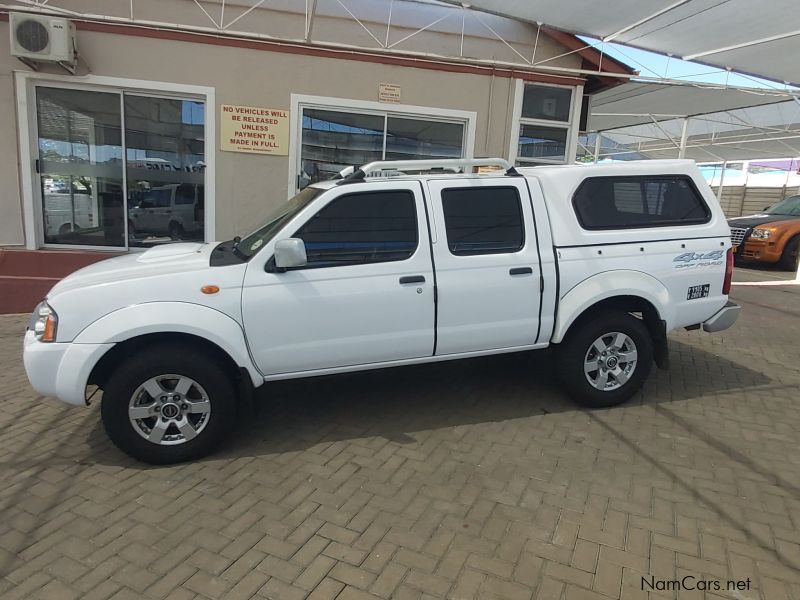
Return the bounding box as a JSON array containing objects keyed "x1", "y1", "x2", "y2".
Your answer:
[{"x1": 673, "y1": 250, "x2": 725, "y2": 269}]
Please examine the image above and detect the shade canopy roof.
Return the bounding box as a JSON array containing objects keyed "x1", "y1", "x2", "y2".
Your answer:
[
  {"x1": 440, "y1": 0, "x2": 800, "y2": 86},
  {"x1": 589, "y1": 82, "x2": 798, "y2": 131},
  {"x1": 583, "y1": 82, "x2": 800, "y2": 162}
]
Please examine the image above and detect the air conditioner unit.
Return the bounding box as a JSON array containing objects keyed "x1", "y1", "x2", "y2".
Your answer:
[{"x1": 9, "y1": 13, "x2": 77, "y2": 72}]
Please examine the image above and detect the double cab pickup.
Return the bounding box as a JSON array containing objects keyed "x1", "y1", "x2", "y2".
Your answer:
[{"x1": 24, "y1": 158, "x2": 740, "y2": 463}]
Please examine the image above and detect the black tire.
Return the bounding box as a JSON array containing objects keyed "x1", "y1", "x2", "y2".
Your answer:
[
  {"x1": 556, "y1": 310, "x2": 653, "y2": 408},
  {"x1": 779, "y1": 235, "x2": 800, "y2": 271},
  {"x1": 101, "y1": 343, "x2": 237, "y2": 464},
  {"x1": 168, "y1": 222, "x2": 184, "y2": 240}
]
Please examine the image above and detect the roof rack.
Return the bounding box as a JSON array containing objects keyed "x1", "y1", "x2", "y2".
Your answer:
[{"x1": 335, "y1": 158, "x2": 519, "y2": 184}]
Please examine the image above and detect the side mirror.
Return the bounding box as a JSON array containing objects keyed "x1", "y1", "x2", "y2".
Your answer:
[{"x1": 273, "y1": 238, "x2": 307, "y2": 270}]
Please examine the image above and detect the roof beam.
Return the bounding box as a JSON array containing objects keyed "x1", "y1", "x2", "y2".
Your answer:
[
  {"x1": 684, "y1": 29, "x2": 800, "y2": 61},
  {"x1": 602, "y1": 0, "x2": 694, "y2": 43}
]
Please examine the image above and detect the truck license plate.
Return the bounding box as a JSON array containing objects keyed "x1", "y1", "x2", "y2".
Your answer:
[{"x1": 687, "y1": 284, "x2": 710, "y2": 300}]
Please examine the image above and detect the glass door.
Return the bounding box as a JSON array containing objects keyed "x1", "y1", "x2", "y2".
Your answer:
[
  {"x1": 36, "y1": 87, "x2": 125, "y2": 247},
  {"x1": 124, "y1": 95, "x2": 206, "y2": 247},
  {"x1": 35, "y1": 85, "x2": 207, "y2": 249}
]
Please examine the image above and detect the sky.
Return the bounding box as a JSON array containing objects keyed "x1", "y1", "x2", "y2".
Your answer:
[{"x1": 578, "y1": 36, "x2": 795, "y2": 91}]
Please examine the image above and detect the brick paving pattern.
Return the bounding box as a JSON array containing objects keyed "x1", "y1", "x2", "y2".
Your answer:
[{"x1": 1, "y1": 283, "x2": 799, "y2": 599}]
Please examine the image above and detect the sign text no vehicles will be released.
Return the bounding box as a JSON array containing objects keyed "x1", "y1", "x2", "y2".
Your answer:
[{"x1": 220, "y1": 104, "x2": 289, "y2": 155}]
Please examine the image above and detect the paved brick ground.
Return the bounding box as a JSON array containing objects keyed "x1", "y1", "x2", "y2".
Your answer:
[{"x1": 2, "y1": 284, "x2": 800, "y2": 599}]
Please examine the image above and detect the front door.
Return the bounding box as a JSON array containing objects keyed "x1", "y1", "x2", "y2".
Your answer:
[
  {"x1": 242, "y1": 181, "x2": 435, "y2": 376},
  {"x1": 426, "y1": 178, "x2": 542, "y2": 355},
  {"x1": 36, "y1": 87, "x2": 126, "y2": 246}
]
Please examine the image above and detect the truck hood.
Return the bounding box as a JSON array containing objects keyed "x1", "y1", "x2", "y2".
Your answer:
[
  {"x1": 48, "y1": 242, "x2": 216, "y2": 297},
  {"x1": 727, "y1": 213, "x2": 800, "y2": 228}
]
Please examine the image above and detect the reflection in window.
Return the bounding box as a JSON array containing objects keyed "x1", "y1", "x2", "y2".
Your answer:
[
  {"x1": 441, "y1": 187, "x2": 524, "y2": 255},
  {"x1": 298, "y1": 108, "x2": 466, "y2": 190},
  {"x1": 294, "y1": 191, "x2": 418, "y2": 267},
  {"x1": 37, "y1": 87, "x2": 125, "y2": 246},
  {"x1": 518, "y1": 124, "x2": 568, "y2": 162},
  {"x1": 125, "y1": 96, "x2": 205, "y2": 246},
  {"x1": 385, "y1": 117, "x2": 463, "y2": 161},
  {"x1": 573, "y1": 176, "x2": 710, "y2": 229},
  {"x1": 300, "y1": 109, "x2": 384, "y2": 189},
  {"x1": 521, "y1": 85, "x2": 572, "y2": 122}
]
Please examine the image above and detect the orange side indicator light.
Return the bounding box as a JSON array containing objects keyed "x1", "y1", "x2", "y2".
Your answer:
[{"x1": 201, "y1": 285, "x2": 220, "y2": 295}]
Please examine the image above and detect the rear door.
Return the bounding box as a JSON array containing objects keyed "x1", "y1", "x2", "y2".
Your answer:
[{"x1": 426, "y1": 178, "x2": 543, "y2": 355}]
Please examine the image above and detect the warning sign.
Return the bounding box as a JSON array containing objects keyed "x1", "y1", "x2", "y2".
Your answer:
[
  {"x1": 378, "y1": 83, "x2": 401, "y2": 103},
  {"x1": 220, "y1": 104, "x2": 289, "y2": 155}
]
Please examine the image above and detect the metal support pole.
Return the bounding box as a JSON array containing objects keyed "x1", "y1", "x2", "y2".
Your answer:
[
  {"x1": 593, "y1": 133, "x2": 601, "y2": 164},
  {"x1": 716, "y1": 160, "x2": 727, "y2": 202},
  {"x1": 678, "y1": 117, "x2": 689, "y2": 159}
]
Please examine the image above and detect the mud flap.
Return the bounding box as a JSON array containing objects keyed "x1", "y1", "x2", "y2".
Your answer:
[
  {"x1": 652, "y1": 319, "x2": 670, "y2": 370},
  {"x1": 237, "y1": 368, "x2": 258, "y2": 418}
]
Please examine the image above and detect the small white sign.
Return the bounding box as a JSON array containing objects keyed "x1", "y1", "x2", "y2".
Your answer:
[{"x1": 379, "y1": 83, "x2": 401, "y2": 103}]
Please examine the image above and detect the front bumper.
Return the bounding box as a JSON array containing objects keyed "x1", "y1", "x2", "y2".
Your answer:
[
  {"x1": 23, "y1": 330, "x2": 113, "y2": 406},
  {"x1": 734, "y1": 239, "x2": 782, "y2": 263},
  {"x1": 702, "y1": 301, "x2": 741, "y2": 333}
]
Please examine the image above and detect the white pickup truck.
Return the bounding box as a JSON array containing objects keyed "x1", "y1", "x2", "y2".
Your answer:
[{"x1": 24, "y1": 158, "x2": 739, "y2": 464}]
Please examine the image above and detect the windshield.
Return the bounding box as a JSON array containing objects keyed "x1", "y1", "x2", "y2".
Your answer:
[
  {"x1": 765, "y1": 195, "x2": 800, "y2": 216},
  {"x1": 236, "y1": 186, "x2": 323, "y2": 258}
]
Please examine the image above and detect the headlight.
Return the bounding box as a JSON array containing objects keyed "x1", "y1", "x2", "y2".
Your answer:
[
  {"x1": 750, "y1": 228, "x2": 771, "y2": 239},
  {"x1": 28, "y1": 301, "x2": 58, "y2": 342}
]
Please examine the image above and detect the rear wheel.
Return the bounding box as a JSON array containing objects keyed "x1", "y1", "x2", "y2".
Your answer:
[
  {"x1": 556, "y1": 310, "x2": 653, "y2": 408},
  {"x1": 101, "y1": 344, "x2": 236, "y2": 464},
  {"x1": 168, "y1": 221, "x2": 184, "y2": 240},
  {"x1": 779, "y1": 235, "x2": 800, "y2": 271}
]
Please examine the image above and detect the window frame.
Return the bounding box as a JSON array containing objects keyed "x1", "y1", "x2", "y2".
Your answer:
[
  {"x1": 288, "y1": 94, "x2": 477, "y2": 196},
  {"x1": 571, "y1": 174, "x2": 713, "y2": 231},
  {"x1": 288, "y1": 189, "x2": 420, "y2": 270},
  {"x1": 16, "y1": 72, "x2": 215, "y2": 251},
  {"x1": 508, "y1": 80, "x2": 583, "y2": 167},
  {"x1": 440, "y1": 185, "x2": 526, "y2": 256}
]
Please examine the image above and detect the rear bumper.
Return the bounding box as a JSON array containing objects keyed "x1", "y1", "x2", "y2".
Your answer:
[{"x1": 702, "y1": 301, "x2": 740, "y2": 333}]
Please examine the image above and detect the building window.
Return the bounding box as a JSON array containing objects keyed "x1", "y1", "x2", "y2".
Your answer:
[
  {"x1": 440, "y1": 186, "x2": 524, "y2": 255},
  {"x1": 296, "y1": 104, "x2": 468, "y2": 190},
  {"x1": 510, "y1": 82, "x2": 578, "y2": 166},
  {"x1": 35, "y1": 84, "x2": 205, "y2": 249}
]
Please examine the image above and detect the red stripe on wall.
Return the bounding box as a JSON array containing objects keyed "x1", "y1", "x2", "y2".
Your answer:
[{"x1": 0, "y1": 12, "x2": 585, "y2": 87}]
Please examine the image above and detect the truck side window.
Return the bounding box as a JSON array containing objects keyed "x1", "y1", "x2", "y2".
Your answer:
[
  {"x1": 441, "y1": 187, "x2": 524, "y2": 256},
  {"x1": 293, "y1": 190, "x2": 418, "y2": 268},
  {"x1": 573, "y1": 175, "x2": 710, "y2": 230}
]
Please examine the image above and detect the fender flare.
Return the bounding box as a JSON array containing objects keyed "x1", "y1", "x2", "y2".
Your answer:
[
  {"x1": 552, "y1": 270, "x2": 673, "y2": 343},
  {"x1": 73, "y1": 302, "x2": 262, "y2": 387}
]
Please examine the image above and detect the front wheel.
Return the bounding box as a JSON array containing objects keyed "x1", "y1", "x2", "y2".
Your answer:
[
  {"x1": 101, "y1": 344, "x2": 237, "y2": 464},
  {"x1": 779, "y1": 235, "x2": 800, "y2": 271},
  {"x1": 556, "y1": 310, "x2": 653, "y2": 408}
]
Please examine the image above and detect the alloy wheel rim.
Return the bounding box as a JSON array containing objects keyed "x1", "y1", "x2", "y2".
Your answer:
[
  {"x1": 583, "y1": 332, "x2": 638, "y2": 392},
  {"x1": 128, "y1": 374, "x2": 211, "y2": 445}
]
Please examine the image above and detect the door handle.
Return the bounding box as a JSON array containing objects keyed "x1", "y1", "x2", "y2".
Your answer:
[
  {"x1": 509, "y1": 267, "x2": 533, "y2": 276},
  {"x1": 399, "y1": 275, "x2": 425, "y2": 284}
]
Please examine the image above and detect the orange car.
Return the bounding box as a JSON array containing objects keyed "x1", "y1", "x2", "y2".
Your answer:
[{"x1": 728, "y1": 195, "x2": 800, "y2": 270}]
